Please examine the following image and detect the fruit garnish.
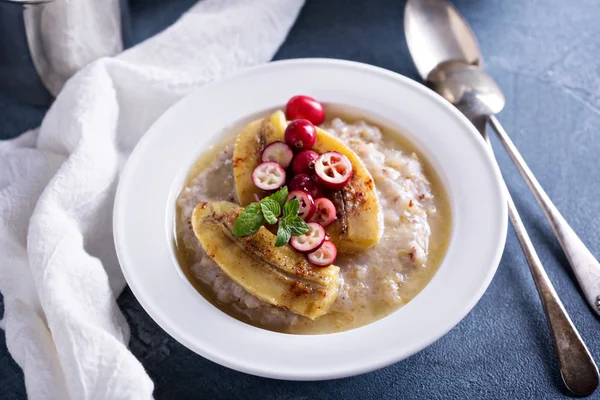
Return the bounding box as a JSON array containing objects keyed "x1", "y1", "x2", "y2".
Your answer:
[
  {"x1": 314, "y1": 151, "x2": 353, "y2": 190},
  {"x1": 284, "y1": 119, "x2": 316, "y2": 151},
  {"x1": 252, "y1": 162, "x2": 286, "y2": 191},
  {"x1": 233, "y1": 109, "x2": 381, "y2": 253},
  {"x1": 290, "y1": 222, "x2": 326, "y2": 253},
  {"x1": 285, "y1": 95, "x2": 325, "y2": 125},
  {"x1": 311, "y1": 197, "x2": 337, "y2": 227},
  {"x1": 291, "y1": 149, "x2": 319, "y2": 175},
  {"x1": 308, "y1": 240, "x2": 337, "y2": 267},
  {"x1": 287, "y1": 190, "x2": 316, "y2": 221},
  {"x1": 231, "y1": 186, "x2": 309, "y2": 248},
  {"x1": 289, "y1": 173, "x2": 324, "y2": 199},
  {"x1": 261, "y1": 141, "x2": 294, "y2": 168},
  {"x1": 192, "y1": 201, "x2": 340, "y2": 319}
]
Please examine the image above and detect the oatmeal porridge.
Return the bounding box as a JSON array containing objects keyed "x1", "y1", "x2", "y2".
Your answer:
[{"x1": 175, "y1": 97, "x2": 451, "y2": 334}]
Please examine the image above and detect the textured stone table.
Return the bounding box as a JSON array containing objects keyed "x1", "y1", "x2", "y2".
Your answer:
[{"x1": 2, "y1": 0, "x2": 600, "y2": 398}]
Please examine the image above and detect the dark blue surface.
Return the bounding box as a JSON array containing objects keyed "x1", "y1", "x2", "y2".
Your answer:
[{"x1": 2, "y1": 0, "x2": 600, "y2": 399}]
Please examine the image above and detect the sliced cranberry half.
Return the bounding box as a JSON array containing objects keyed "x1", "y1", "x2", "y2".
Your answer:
[
  {"x1": 251, "y1": 162, "x2": 286, "y2": 191},
  {"x1": 314, "y1": 151, "x2": 353, "y2": 190},
  {"x1": 261, "y1": 141, "x2": 294, "y2": 168},
  {"x1": 307, "y1": 240, "x2": 337, "y2": 267},
  {"x1": 290, "y1": 222, "x2": 326, "y2": 253},
  {"x1": 311, "y1": 197, "x2": 337, "y2": 227},
  {"x1": 287, "y1": 190, "x2": 316, "y2": 221}
]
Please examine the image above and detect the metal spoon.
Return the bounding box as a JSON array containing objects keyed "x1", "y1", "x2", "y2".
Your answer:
[
  {"x1": 404, "y1": 0, "x2": 481, "y2": 78},
  {"x1": 404, "y1": 0, "x2": 599, "y2": 395},
  {"x1": 430, "y1": 61, "x2": 600, "y2": 319},
  {"x1": 408, "y1": 0, "x2": 600, "y2": 318},
  {"x1": 431, "y1": 61, "x2": 599, "y2": 397}
]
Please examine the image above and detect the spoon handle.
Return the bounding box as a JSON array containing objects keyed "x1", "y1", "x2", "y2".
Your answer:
[
  {"x1": 506, "y1": 184, "x2": 598, "y2": 397},
  {"x1": 474, "y1": 118, "x2": 599, "y2": 396},
  {"x1": 489, "y1": 116, "x2": 600, "y2": 316}
]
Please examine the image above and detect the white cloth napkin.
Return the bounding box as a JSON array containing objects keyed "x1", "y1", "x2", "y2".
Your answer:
[{"x1": 0, "y1": 0, "x2": 304, "y2": 398}]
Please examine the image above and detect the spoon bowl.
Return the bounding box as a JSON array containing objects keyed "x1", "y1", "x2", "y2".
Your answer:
[
  {"x1": 428, "y1": 60, "x2": 505, "y2": 118},
  {"x1": 404, "y1": 0, "x2": 481, "y2": 80}
]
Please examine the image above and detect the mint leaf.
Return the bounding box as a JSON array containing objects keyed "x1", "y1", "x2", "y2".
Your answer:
[
  {"x1": 286, "y1": 215, "x2": 309, "y2": 236},
  {"x1": 274, "y1": 222, "x2": 292, "y2": 247},
  {"x1": 278, "y1": 198, "x2": 308, "y2": 238},
  {"x1": 232, "y1": 203, "x2": 265, "y2": 236},
  {"x1": 284, "y1": 198, "x2": 300, "y2": 217},
  {"x1": 260, "y1": 198, "x2": 281, "y2": 224},
  {"x1": 269, "y1": 186, "x2": 289, "y2": 208}
]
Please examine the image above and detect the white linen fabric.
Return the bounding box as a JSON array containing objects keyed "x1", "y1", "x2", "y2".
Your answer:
[{"x1": 0, "y1": 0, "x2": 304, "y2": 398}]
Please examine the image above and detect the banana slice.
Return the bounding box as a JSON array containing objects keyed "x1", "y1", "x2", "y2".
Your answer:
[
  {"x1": 311, "y1": 127, "x2": 382, "y2": 253},
  {"x1": 192, "y1": 201, "x2": 341, "y2": 319},
  {"x1": 233, "y1": 110, "x2": 382, "y2": 252},
  {"x1": 233, "y1": 110, "x2": 288, "y2": 205}
]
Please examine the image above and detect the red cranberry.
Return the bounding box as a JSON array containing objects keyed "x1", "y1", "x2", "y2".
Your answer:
[
  {"x1": 289, "y1": 173, "x2": 324, "y2": 199},
  {"x1": 286, "y1": 95, "x2": 325, "y2": 125},
  {"x1": 291, "y1": 150, "x2": 319, "y2": 175},
  {"x1": 284, "y1": 119, "x2": 316, "y2": 151},
  {"x1": 311, "y1": 198, "x2": 337, "y2": 227},
  {"x1": 314, "y1": 151, "x2": 353, "y2": 190},
  {"x1": 287, "y1": 190, "x2": 316, "y2": 221}
]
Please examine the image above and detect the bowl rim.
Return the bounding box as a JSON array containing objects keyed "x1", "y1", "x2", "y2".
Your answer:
[{"x1": 114, "y1": 58, "x2": 507, "y2": 380}]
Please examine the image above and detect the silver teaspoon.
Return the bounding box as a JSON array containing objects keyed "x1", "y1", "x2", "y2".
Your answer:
[{"x1": 429, "y1": 61, "x2": 599, "y2": 397}]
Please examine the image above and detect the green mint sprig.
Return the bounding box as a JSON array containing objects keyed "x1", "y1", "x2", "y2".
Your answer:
[
  {"x1": 231, "y1": 186, "x2": 309, "y2": 247},
  {"x1": 260, "y1": 198, "x2": 281, "y2": 224},
  {"x1": 274, "y1": 198, "x2": 309, "y2": 246},
  {"x1": 231, "y1": 202, "x2": 264, "y2": 237}
]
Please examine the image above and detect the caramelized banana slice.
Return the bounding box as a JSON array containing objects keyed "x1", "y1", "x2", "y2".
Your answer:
[
  {"x1": 233, "y1": 111, "x2": 382, "y2": 252},
  {"x1": 233, "y1": 110, "x2": 288, "y2": 205},
  {"x1": 192, "y1": 201, "x2": 341, "y2": 319},
  {"x1": 311, "y1": 127, "x2": 382, "y2": 252}
]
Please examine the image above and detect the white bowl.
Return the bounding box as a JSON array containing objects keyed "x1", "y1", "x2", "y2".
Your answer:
[{"x1": 114, "y1": 59, "x2": 507, "y2": 380}]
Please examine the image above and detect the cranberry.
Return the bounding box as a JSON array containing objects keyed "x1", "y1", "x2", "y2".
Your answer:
[
  {"x1": 290, "y1": 222, "x2": 325, "y2": 253},
  {"x1": 287, "y1": 190, "x2": 316, "y2": 221},
  {"x1": 314, "y1": 151, "x2": 353, "y2": 190},
  {"x1": 286, "y1": 95, "x2": 325, "y2": 125},
  {"x1": 252, "y1": 162, "x2": 286, "y2": 191},
  {"x1": 261, "y1": 141, "x2": 293, "y2": 168},
  {"x1": 291, "y1": 150, "x2": 320, "y2": 175},
  {"x1": 284, "y1": 119, "x2": 316, "y2": 151},
  {"x1": 307, "y1": 240, "x2": 337, "y2": 267},
  {"x1": 311, "y1": 198, "x2": 337, "y2": 227},
  {"x1": 289, "y1": 173, "x2": 324, "y2": 199}
]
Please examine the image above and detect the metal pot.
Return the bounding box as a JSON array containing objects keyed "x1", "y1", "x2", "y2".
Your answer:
[{"x1": 0, "y1": 0, "x2": 132, "y2": 106}]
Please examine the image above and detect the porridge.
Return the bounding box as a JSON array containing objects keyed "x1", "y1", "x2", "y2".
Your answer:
[{"x1": 175, "y1": 96, "x2": 451, "y2": 334}]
